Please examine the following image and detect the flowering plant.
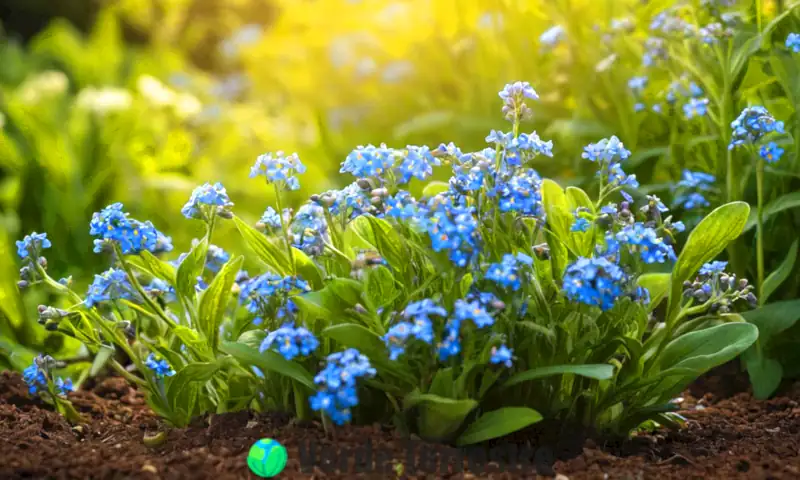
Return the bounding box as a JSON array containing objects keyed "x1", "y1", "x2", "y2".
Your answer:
[{"x1": 17, "y1": 81, "x2": 759, "y2": 444}]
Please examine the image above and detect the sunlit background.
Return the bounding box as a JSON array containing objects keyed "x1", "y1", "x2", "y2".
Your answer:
[{"x1": 0, "y1": 0, "x2": 791, "y2": 370}]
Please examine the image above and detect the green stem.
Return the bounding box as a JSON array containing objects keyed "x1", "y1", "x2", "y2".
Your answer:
[
  {"x1": 756, "y1": 157, "x2": 765, "y2": 301},
  {"x1": 113, "y1": 244, "x2": 178, "y2": 331},
  {"x1": 110, "y1": 359, "x2": 147, "y2": 387},
  {"x1": 274, "y1": 184, "x2": 296, "y2": 275}
]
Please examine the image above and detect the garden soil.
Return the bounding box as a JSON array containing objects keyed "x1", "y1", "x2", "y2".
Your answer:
[{"x1": 1, "y1": 366, "x2": 799, "y2": 480}]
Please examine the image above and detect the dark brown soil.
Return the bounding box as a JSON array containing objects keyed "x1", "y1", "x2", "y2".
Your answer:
[{"x1": 2, "y1": 369, "x2": 800, "y2": 479}]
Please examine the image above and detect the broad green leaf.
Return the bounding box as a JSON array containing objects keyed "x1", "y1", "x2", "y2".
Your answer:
[
  {"x1": 291, "y1": 247, "x2": 323, "y2": 288},
  {"x1": 456, "y1": 407, "x2": 543, "y2": 446},
  {"x1": 292, "y1": 291, "x2": 334, "y2": 322},
  {"x1": 565, "y1": 186, "x2": 595, "y2": 213},
  {"x1": 232, "y1": 215, "x2": 291, "y2": 274},
  {"x1": 237, "y1": 329, "x2": 267, "y2": 350},
  {"x1": 197, "y1": 256, "x2": 243, "y2": 352},
  {"x1": 762, "y1": 239, "x2": 798, "y2": 304},
  {"x1": 637, "y1": 273, "x2": 670, "y2": 312},
  {"x1": 428, "y1": 368, "x2": 455, "y2": 398},
  {"x1": 139, "y1": 250, "x2": 177, "y2": 283},
  {"x1": 173, "y1": 326, "x2": 212, "y2": 357},
  {"x1": 541, "y1": 179, "x2": 572, "y2": 238},
  {"x1": 743, "y1": 192, "x2": 800, "y2": 232},
  {"x1": 326, "y1": 278, "x2": 364, "y2": 307},
  {"x1": 166, "y1": 362, "x2": 219, "y2": 411},
  {"x1": 89, "y1": 345, "x2": 115, "y2": 376},
  {"x1": 658, "y1": 323, "x2": 758, "y2": 372},
  {"x1": 502, "y1": 364, "x2": 615, "y2": 389},
  {"x1": 422, "y1": 181, "x2": 450, "y2": 198},
  {"x1": 403, "y1": 391, "x2": 478, "y2": 441},
  {"x1": 220, "y1": 341, "x2": 315, "y2": 390},
  {"x1": 175, "y1": 237, "x2": 208, "y2": 303},
  {"x1": 743, "y1": 348, "x2": 783, "y2": 400},
  {"x1": 666, "y1": 202, "x2": 749, "y2": 323},
  {"x1": 366, "y1": 266, "x2": 398, "y2": 310},
  {"x1": 741, "y1": 299, "x2": 800, "y2": 341},
  {"x1": 321, "y1": 324, "x2": 385, "y2": 355},
  {"x1": 459, "y1": 273, "x2": 473, "y2": 298}
]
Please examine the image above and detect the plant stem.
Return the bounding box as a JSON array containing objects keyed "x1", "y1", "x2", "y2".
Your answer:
[
  {"x1": 756, "y1": 156, "x2": 765, "y2": 300},
  {"x1": 113, "y1": 244, "x2": 178, "y2": 331},
  {"x1": 274, "y1": 184, "x2": 296, "y2": 275}
]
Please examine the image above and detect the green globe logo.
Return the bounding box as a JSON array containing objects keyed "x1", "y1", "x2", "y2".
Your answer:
[{"x1": 247, "y1": 438, "x2": 288, "y2": 478}]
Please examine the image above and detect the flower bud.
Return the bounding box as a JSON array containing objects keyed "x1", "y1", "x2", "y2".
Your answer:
[
  {"x1": 371, "y1": 188, "x2": 389, "y2": 198},
  {"x1": 216, "y1": 210, "x2": 233, "y2": 219},
  {"x1": 309, "y1": 194, "x2": 321, "y2": 203},
  {"x1": 354, "y1": 304, "x2": 368, "y2": 314},
  {"x1": 17, "y1": 280, "x2": 29, "y2": 289},
  {"x1": 738, "y1": 279, "x2": 749, "y2": 290},
  {"x1": 357, "y1": 179, "x2": 372, "y2": 190},
  {"x1": 38, "y1": 257, "x2": 48, "y2": 268},
  {"x1": 370, "y1": 196, "x2": 382, "y2": 206}
]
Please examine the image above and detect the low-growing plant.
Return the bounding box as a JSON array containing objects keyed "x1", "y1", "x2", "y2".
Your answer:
[{"x1": 17, "y1": 81, "x2": 760, "y2": 445}]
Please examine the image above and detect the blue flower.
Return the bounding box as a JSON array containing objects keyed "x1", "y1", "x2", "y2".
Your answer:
[
  {"x1": 486, "y1": 254, "x2": 529, "y2": 291},
  {"x1": 290, "y1": 202, "x2": 329, "y2": 256},
  {"x1": 145, "y1": 353, "x2": 175, "y2": 378},
  {"x1": 260, "y1": 323, "x2": 319, "y2": 360},
  {"x1": 540, "y1": 25, "x2": 565, "y2": 47},
  {"x1": 23, "y1": 355, "x2": 74, "y2": 397},
  {"x1": 677, "y1": 170, "x2": 715, "y2": 189},
  {"x1": 454, "y1": 299, "x2": 494, "y2": 328},
  {"x1": 396, "y1": 145, "x2": 440, "y2": 184},
  {"x1": 676, "y1": 192, "x2": 710, "y2": 210},
  {"x1": 499, "y1": 81, "x2": 538, "y2": 122},
  {"x1": 759, "y1": 142, "x2": 784, "y2": 164},
  {"x1": 340, "y1": 144, "x2": 395, "y2": 179},
  {"x1": 239, "y1": 273, "x2": 310, "y2": 314},
  {"x1": 85, "y1": 268, "x2": 138, "y2": 308},
  {"x1": 205, "y1": 244, "x2": 231, "y2": 273},
  {"x1": 146, "y1": 277, "x2": 176, "y2": 302},
  {"x1": 16, "y1": 232, "x2": 51, "y2": 259},
  {"x1": 571, "y1": 217, "x2": 591, "y2": 232},
  {"x1": 683, "y1": 97, "x2": 709, "y2": 119},
  {"x1": 582, "y1": 136, "x2": 631, "y2": 164},
  {"x1": 628, "y1": 76, "x2": 647, "y2": 92},
  {"x1": 418, "y1": 197, "x2": 481, "y2": 267},
  {"x1": 786, "y1": 33, "x2": 800, "y2": 53},
  {"x1": 251, "y1": 151, "x2": 307, "y2": 190},
  {"x1": 258, "y1": 206, "x2": 283, "y2": 229},
  {"x1": 699, "y1": 261, "x2": 728, "y2": 276},
  {"x1": 490, "y1": 345, "x2": 513, "y2": 368},
  {"x1": 729, "y1": 106, "x2": 784, "y2": 149},
  {"x1": 437, "y1": 321, "x2": 462, "y2": 361},
  {"x1": 181, "y1": 182, "x2": 234, "y2": 220},
  {"x1": 310, "y1": 349, "x2": 376, "y2": 425},
  {"x1": 384, "y1": 191, "x2": 420, "y2": 220},
  {"x1": 616, "y1": 223, "x2": 677, "y2": 264},
  {"x1": 562, "y1": 256, "x2": 627, "y2": 311},
  {"x1": 89, "y1": 203, "x2": 167, "y2": 255},
  {"x1": 602, "y1": 163, "x2": 639, "y2": 188},
  {"x1": 673, "y1": 170, "x2": 715, "y2": 210},
  {"x1": 491, "y1": 168, "x2": 545, "y2": 216}
]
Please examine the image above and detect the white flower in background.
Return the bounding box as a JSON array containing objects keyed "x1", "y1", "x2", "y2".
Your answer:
[
  {"x1": 540, "y1": 25, "x2": 566, "y2": 48},
  {"x1": 17, "y1": 70, "x2": 69, "y2": 104},
  {"x1": 137, "y1": 75, "x2": 175, "y2": 107},
  {"x1": 174, "y1": 92, "x2": 203, "y2": 119},
  {"x1": 75, "y1": 87, "x2": 133, "y2": 115}
]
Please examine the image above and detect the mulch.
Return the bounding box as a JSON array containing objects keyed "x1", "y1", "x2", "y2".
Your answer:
[{"x1": 1, "y1": 364, "x2": 799, "y2": 479}]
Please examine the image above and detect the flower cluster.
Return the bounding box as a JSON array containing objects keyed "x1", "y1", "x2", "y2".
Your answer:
[
  {"x1": 486, "y1": 254, "x2": 532, "y2": 291},
  {"x1": 729, "y1": 106, "x2": 784, "y2": 150},
  {"x1": 673, "y1": 170, "x2": 715, "y2": 210},
  {"x1": 260, "y1": 323, "x2": 320, "y2": 360},
  {"x1": 90, "y1": 203, "x2": 170, "y2": 255},
  {"x1": 181, "y1": 182, "x2": 234, "y2": 220},
  {"x1": 417, "y1": 196, "x2": 481, "y2": 268},
  {"x1": 381, "y1": 299, "x2": 444, "y2": 360},
  {"x1": 309, "y1": 349, "x2": 376, "y2": 425},
  {"x1": 250, "y1": 151, "x2": 306, "y2": 190},
  {"x1": 16, "y1": 232, "x2": 51, "y2": 288},
  {"x1": 23, "y1": 355, "x2": 73, "y2": 398},
  {"x1": 616, "y1": 223, "x2": 677, "y2": 264},
  {"x1": 498, "y1": 81, "x2": 538, "y2": 122},
  {"x1": 562, "y1": 257, "x2": 628, "y2": 311},
  {"x1": 682, "y1": 261, "x2": 757, "y2": 313},
  {"x1": 786, "y1": 33, "x2": 800, "y2": 53},
  {"x1": 239, "y1": 273, "x2": 311, "y2": 322},
  {"x1": 145, "y1": 353, "x2": 176, "y2": 378},
  {"x1": 290, "y1": 202, "x2": 329, "y2": 256},
  {"x1": 84, "y1": 268, "x2": 138, "y2": 308}
]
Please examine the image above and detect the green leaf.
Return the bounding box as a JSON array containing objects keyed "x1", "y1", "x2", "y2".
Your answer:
[
  {"x1": 197, "y1": 256, "x2": 243, "y2": 352},
  {"x1": 422, "y1": 181, "x2": 450, "y2": 198},
  {"x1": 456, "y1": 407, "x2": 543, "y2": 446},
  {"x1": 326, "y1": 278, "x2": 364, "y2": 307},
  {"x1": 89, "y1": 345, "x2": 115, "y2": 376},
  {"x1": 666, "y1": 202, "x2": 749, "y2": 323},
  {"x1": 175, "y1": 237, "x2": 208, "y2": 303},
  {"x1": 321, "y1": 324, "x2": 385, "y2": 355},
  {"x1": 237, "y1": 329, "x2": 267, "y2": 350},
  {"x1": 658, "y1": 323, "x2": 758, "y2": 373},
  {"x1": 565, "y1": 186, "x2": 595, "y2": 213},
  {"x1": 502, "y1": 364, "x2": 614, "y2": 389},
  {"x1": 220, "y1": 341, "x2": 315, "y2": 390},
  {"x1": 762, "y1": 239, "x2": 798, "y2": 304},
  {"x1": 541, "y1": 179, "x2": 572, "y2": 238},
  {"x1": 403, "y1": 391, "x2": 478, "y2": 441},
  {"x1": 743, "y1": 192, "x2": 800, "y2": 232},
  {"x1": 637, "y1": 273, "x2": 670, "y2": 312},
  {"x1": 741, "y1": 299, "x2": 800, "y2": 341},
  {"x1": 232, "y1": 215, "x2": 291, "y2": 274},
  {"x1": 365, "y1": 266, "x2": 399, "y2": 310},
  {"x1": 166, "y1": 362, "x2": 219, "y2": 411},
  {"x1": 138, "y1": 251, "x2": 177, "y2": 283},
  {"x1": 743, "y1": 350, "x2": 783, "y2": 400},
  {"x1": 291, "y1": 247, "x2": 323, "y2": 288}
]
